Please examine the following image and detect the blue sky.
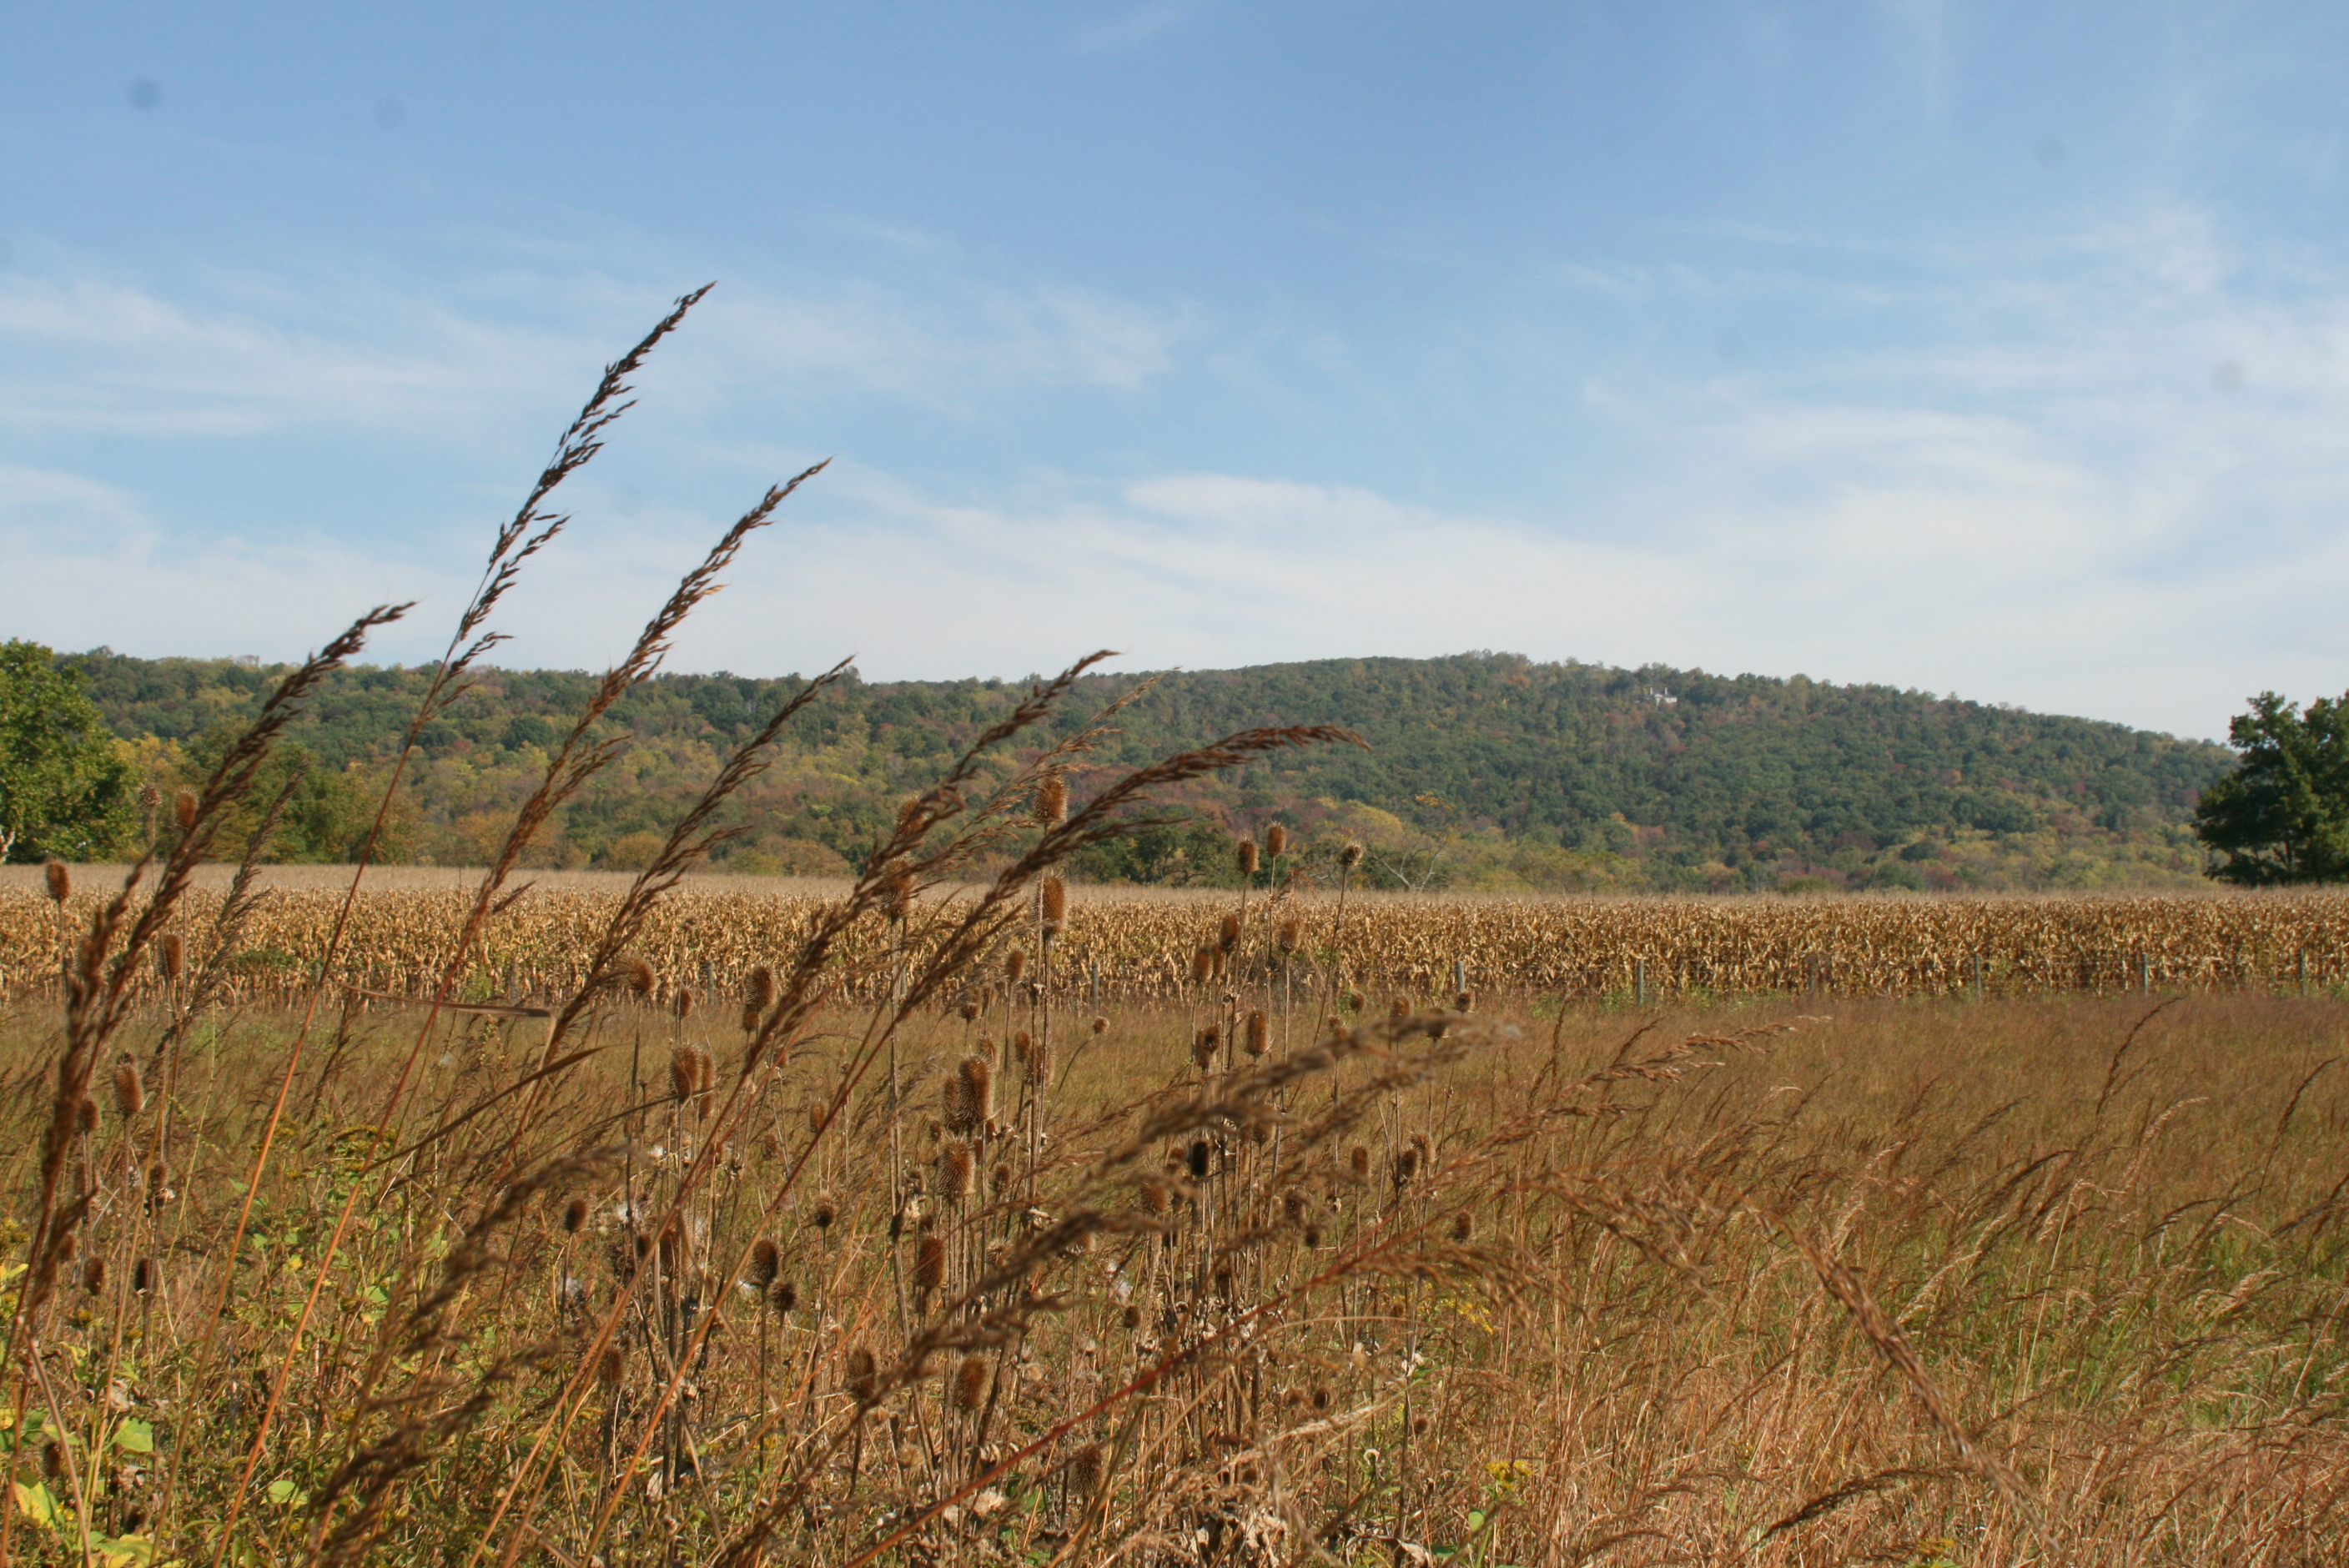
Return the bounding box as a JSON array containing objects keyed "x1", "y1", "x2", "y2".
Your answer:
[{"x1": 3, "y1": 2, "x2": 2346, "y2": 740}]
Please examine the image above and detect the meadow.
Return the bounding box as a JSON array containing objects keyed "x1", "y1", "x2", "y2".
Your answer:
[{"x1": 10, "y1": 291, "x2": 2348, "y2": 1567}]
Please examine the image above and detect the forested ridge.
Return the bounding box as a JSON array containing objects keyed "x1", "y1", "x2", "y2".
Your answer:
[{"x1": 55, "y1": 647, "x2": 2231, "y2": 891}]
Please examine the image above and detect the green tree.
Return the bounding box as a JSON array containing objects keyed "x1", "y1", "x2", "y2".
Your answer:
[
  {"x1": 176, "y1": 724, "x2": 395, "y2": 863},
  {"x1": 0, "y1": 641, "x2": 138, "y2": 862},
  {"x1": 2193, "y1": 691, "x2": 2349, "y2": 885}
]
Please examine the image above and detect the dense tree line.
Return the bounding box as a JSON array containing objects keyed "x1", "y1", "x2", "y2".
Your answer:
[{"x1": 43, "y1": 646, "x2": 2232, "y2": 890}]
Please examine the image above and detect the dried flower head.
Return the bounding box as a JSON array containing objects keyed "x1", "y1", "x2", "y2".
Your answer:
[
  {"x1": 112, "y1": 1058, "x2": 144, "y2": 1118},
  {"x1": 669, "y1": 1047, "x2": 699, "y2": 1103},
  {"x1": 174, "y1": 788, "x2": 198, "y2": 832},
  {"x1": 623, "y1": 957, "x2": 656, "y2": 998},
  {"x1": 941, "y1": 1140, "x2": 976, "y2": 1200},
  {"x1": 1034, "y1": 774, "x2": 1068, "y2": 827},
  {"x1": 599, "y1": 1348, "x2": 625, "y2": 1386},
  {"x1": 132, "y1": 1258, "x2": 153, "y2": 1294},
  {"x1": 749, "y1": 1237, "x2": 780, "y2": 1289},
  {"x1": 1190, "y1": 946, "x2": 1215, "y2": 985},
  {"x1": 83, "y1": 1257, "x2": 105, "y2": 1294},
  {"x1": 812, "y1": 1198, "x2": 837, "y2": 1230},
  {"x1": 1218, "y1": 912, "x2": 1241, "y2": 952},
  {"x1": 1339, "y1": 842, "x2": 1364, "y2": 870},
  {"x1": 913, "y1": 1235, "x2": 947, "y2": 1293},
  {"x1": 563, "y1": 1198, "x2": 590, "y2": 1234},
  {"x1": 1188, "y1": 1139, "x2": 1212, "y2": 1179},
  {"x1": 1456, "y1": 990, "x2": 1475, "y2": 1012},
  {"x1": 673, "y1": 987, "x2": 695, "y2": 1021},
  {"x1": 1041, "y1": 873, "x2": 1068, "y2": 926},
  {"x1": 1069, "y1": 1442, "x2": 1104, "y2": 1496},
  {"x1": 958, "y1": 998, "x2": 982, "y2": 1022},
  {"x1": 1451, "y1": 1210, "x2": 1474, "y2": 1242},
  {"x1": 1191, "y1": 1026, "x2": 1219, "y2": 1069},
  {"x1": 1091, "y1": 1015, "x2": 1108, "y2": 1035},
  {"x1": 43, "y1": 860, "x2": 70, "y2": 903},
  {"x1": 1265, "y1": 824, "x2": 1288, "y2": 858},
  {"x1": 952, "y1": 1354, "x2": 992, "y2": 1413},
  {"x1": 158, "y1": 932, "x2": 184, "y2": 983},
  {"x1": 1004, "y1": 948, "x2": 1027, "y2": 984},
  {"x1": 1237, "y1": 840, "x2": 1260, "y2": 876},
  {"x1": 772, "y1": 1279, "x2": 797, "y2": 1315},
  {"x1": 1245, "y1": 1011, "x2": 1269, "y2": 1058},
  {"x1": 76, "y1": 1098, "x2": 98, "y2": 1135},
  {"x1": 1390, "y1": 994, "x2": 1411, "y2": 1018},
  {"x1": 846, "y1": 1344, "x2": 878, "y2": 1403},
  {"x1": 1348, "y1": 1145, "x2": 1371, "y2": 1183},
  {"x1": 1275, "y1": 916, "x2": 1303, "y2": 954},
  {"x1": 747, "y1": 964, "x2": 776, "y2": 1012}
]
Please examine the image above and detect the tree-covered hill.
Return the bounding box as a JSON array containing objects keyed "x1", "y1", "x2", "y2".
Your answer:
[{"x1": 54, "y1": 647, "x2": 2231, "y2": 892}]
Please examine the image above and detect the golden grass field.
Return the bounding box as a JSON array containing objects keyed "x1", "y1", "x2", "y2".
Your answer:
[{"x1": 8, "y1": 857, "x2": 2349, "y2": 1565}]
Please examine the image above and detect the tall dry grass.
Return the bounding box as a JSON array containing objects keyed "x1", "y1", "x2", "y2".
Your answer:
[{"x1": 8, "y1": 288, "x2": 2349, "y2": 1568}]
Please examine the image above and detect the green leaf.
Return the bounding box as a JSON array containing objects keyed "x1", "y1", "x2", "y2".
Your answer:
[
  {"x1": 113, "y1": 1420, "x2": 154, "y2": 1454},
  {"x1": 92, "y1": 1533, "x2": 155, "y2": 1566},
  {"x1": 265, "y1": 1476, "x2": 305, "y2": 1507},
  {"x1": 13, "y1": 1480, "x2": 63, "y2": 1529}
]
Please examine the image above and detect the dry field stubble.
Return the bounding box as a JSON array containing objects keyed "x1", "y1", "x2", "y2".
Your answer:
[{"x1": 7, "y1": 968, "x2": 2349, "y2": 1565}]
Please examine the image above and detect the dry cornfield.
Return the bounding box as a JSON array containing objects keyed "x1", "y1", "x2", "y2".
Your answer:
[
  {"x1": 6, "y1": 879, "x2": 2347, "y2": 1010},
  {"x1": 12, "y1": 286, "x2": 2349, "y2": 1568}
]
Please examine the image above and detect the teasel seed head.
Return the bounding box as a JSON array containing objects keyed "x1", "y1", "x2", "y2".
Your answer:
[
  {"x1": 1090, "y1": 1015, "x2": 1108, "y2": 1036},
  {"x1": 1392, "y1": 1146, "x2": 1420, "y2": 1185},
  {"x1": 747, "y1": 964, "x2": 776, "y2": 1012},
  {"x1": 83, "y1": 1257, "x2": 105, "y2": 1294},
  {"x1": 174, "y1": 788, "x2": 198, "y2": 832},
  {"x1": 669, "y1": 1047, "x2": 700, "y2": 1103},
  {"x1": 1041, "y1": 873, "x2": 1068, "y2": 926},
  {"x1": 740, "y1": 1001, "x2": 762, "y2": 1034},
  {"x1": 882, "y1": 865, "x2": 915, "y2": 922},
  {"x1": 1034, "y1": 774, "x2": 1068, "y2": 827},
  {"x1": 1190, "y1": 1027, "x2": 1218, "y2": 1069},
  {"x1": 112, "y1": 1058, "x2": 144, "y2": 1118},
  {"x1": 1069, "y1": 1442, "x2": 1104, "y2": 1496},
  {"x1": 772, "y1": 1279, "x2": 797, "y2": 1316},
  {"x1": 1236, "y1": 840, "x2": 1259, "y2": 876},
  {"x1": 1265, "y1": 824, "x2": 1287, "y2": 858},
  {"x1": 1140, "y1": 1178, "x2": 1172, "y2": 1217},
  {"x1": 952, "y1": 1354, "x2": 991, "y2": 1413},
  {"x1": 132, "y1": 1258, "x2": 153, "y2": 1294},
  {"x1": 1451, "y1": 1210, "x2": 1474, "y2": 1242},
  {"x1": 137, "y1": 781, "x2": 161, "y2": 812},
  {"x1": 913, "y1": 1235, "x2": 947, "y2": 1294},
  {"x1": 1348, "y1": 1145, "x2": 1371, "y2": 1183},
  {"x1": 562, "y1": 1197, "x2": 589, "y2": 1234},
  {"x1": 958, "y1": 998, "x2": 981, "y2": 1022},
  {"x1": 1245, "y1": 1011, "x2": 1269, "y2": 1058},
  {"x1": 1456, "y1": 990, "x2": 1475, "y2": 1012},
  {"x1": 1004, "y1": 948, "x2": 1027, "y2": 985},
  {"x1": 76, "y1": 1098, "x2": 98, "y2": 1135},
  {"x1": 846, "y1": 1344, "x2": 878, "y2": 1403},
  {"x1": 598, "y1": 1347, "x2": 625, "y2": 1387},
  {"x1": 1218, "y1": 912, "x2": 1240, "y2": 952},
  {"x1": 959, "y1": 1053, "x2": 994, "y2": 1126},
  {"x1": 1188, "y1": 1139, "x2": 1211, "y2": 1179},
  {"x1": 748, "y1": 1237, "x2": 780, "y2": 1289},
  {"x1": 1275, "y1": 916, "x2": 1303, "y2": 954},
  {"x1": 1346, "y1": 991, "x2": 1365, "y2": 1014},
  {"x1": 673, "y1": 987, "x2": 695, "y2": 1022},
  {"x1": 1411, "y1": 1130, "x2": 1433, "y2": 1167},
  {"x1": 941, "y1": 1140, "x2": 975, "y2": 1200},
  {"x1": 1190, "y1": 946, "x2": 1215, "y2": 985},
  {"x1": 1339, "y1": 842, "x2": 1364, "y2": 870},
  {"x1": 1390, "y1": 994, "x2": 1410, "y2": 1018},
  {"x1": 623, "y1": 957, "x2": 656, "y2": 998},
  {"x1": 812, "y1": 1198, "x2": 837, "y2": 1230},
  {"x1": 159, "y1": 931, "x2": 184, "y2": 983},
  {"x1": 43, "y1": 860, "x2": 70, "y2": 903}
]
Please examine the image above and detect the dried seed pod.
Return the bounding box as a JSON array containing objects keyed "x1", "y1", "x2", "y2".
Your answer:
[
  {"x1": 1236, "y1": 840, "x2": 1260, "y2": 877},
  {"x1": 1275, "y1": 916, "x2": 1303, "y2": 954},
  {"x1": 1120, "y1": 1304, "x2": 1144, "y2": 1329},
  {"x1": 1282, "y1": 1191, "x2": 1309, "y2": 1225},
  {"x1": 1265, "y1": 824, "x2": 1287, "y2": 858},
  {"x1": 1451, "y1": 1210, "x2": 1474, "y2": 1243},
  {"x1": 623, "y1": 957, "x2": 656, "y2": 998},
  {"x1": 669, "y1": 1048, "x2": 699, "y2": 1102},
  {"x1": 940, "y1": 1141, "x2": 975, "y2": 1200},
  {"x1": 562, "y1": 1198, "x2": 590, "y2": 1234},
  {"x1": 1390, "y1": 995, "x2": 1410, "y2": 1018},
  {"x1": 747, "y1": 964, "x2": 776, "y2": 1012},
  {"x1": 76, "y1": 1098, "x2": 97, "y2": 1135},
  {"x1": 1346, "y1": 991, "x2": 1365, "y2": 1014},
  {"x1": 598, "y1": 1347, "x2": 625, "y2": 1386},
  {"x1": 158, "y1": 932, "x2": 184, "y2": 983},
  {"x1": 846, "y1": 1344, "x2": 878, "y2": 1403},
  {"x1": 882, "y1": 865, "x2": 915, "y2": 922},
  {"x1": 951, "y1": 1354, "x2": 992, "y2": 1412},
  {"x1": 1244, "y1": 1011, "x2": 1269, "y2": 1058},
  {"x1": 740, "y1": 1001, "x2": 763, "y2": 1034},
  {"x1": 1004, "y1": 949, "x2": 1027, "y2": 985},
  {"x1": 957, "y1": 1053, "x2": 994, "y2": 1128},
  {"x1": 811, "y1": 1199, "x2": 837, "y2": 1230},
  {"x1": 1411, "y1": 1131, "x2": 1433, "y2": 1168},
  {"x1": 174, "y1": 788, "x2": 198, "y2": 832},
  {"x1": 913, "y1": 1235, "x2": 947, "y2": 1293},
  {"x1": 1090, "y1": 1015, "x2": 1108, "y2": 1036},
  {"x1": 749, "y1": 1237, "x2": 780, "y2": 1289},
  {"x1": 1392, "y1": 1146, "x2": 1420, "y2": 1185},
  {"x1": 112, "y1": 1058, "x2": 144, "y2": 1118},
  {"x1": 1456, "y1": 990, "x2": 1475, "y2": 1012},
  {"x1": 1041, "y1": 874, "x2": 1068, "y2": 926},
  {"x1": 83, "y1": 1257, "x2": 105, "y2": 1294},
  {"x1": 1069, "y1": 1442, "x2": 1104, "y2": 1496},
  {"x1": 1338, "y1": 842, "x2": 1364, "y2": 870},
  {"x1": 1189, "y1": 947, "x2": 1213, "y2": 985},
  {"x1": 772, "y1": 1279, "x2": 797, "y2": 1316},
  {"x1": 43, "y1": 860, "x2": 70, "y2": 903},
  {"x1": 1218, "y1": 912, "x2": 1240, "y2": 952},
  {"x1": 1139, "y1": 1179, "x2": 1173, "y2": 1217},
  {"x1": 958, "y1": 999, "x2": 981, "y2": 1022},
  {"x1": 1187, "y1": 1139, "x2": 1211, "y2": 1179},
  {"x1": 673, "y1": 987, "x2": 695, "y2": 1022},
  {"x1": 1033, "y1": 774, "x2": 1068, "y2": 827},
  {"x1": 991, "y1": 1161, "x2": 1011, "y2": 1194},
  {"x1": 1191, "y1": 1027, "x2": 1219, "y2": 1069},
  {"x1": 1347, "y1": 1146, "x2": 1371, "y2": 1183},
  {"x1": 132, "y1": 1258, "x2": 153, "y2": 1294}
]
